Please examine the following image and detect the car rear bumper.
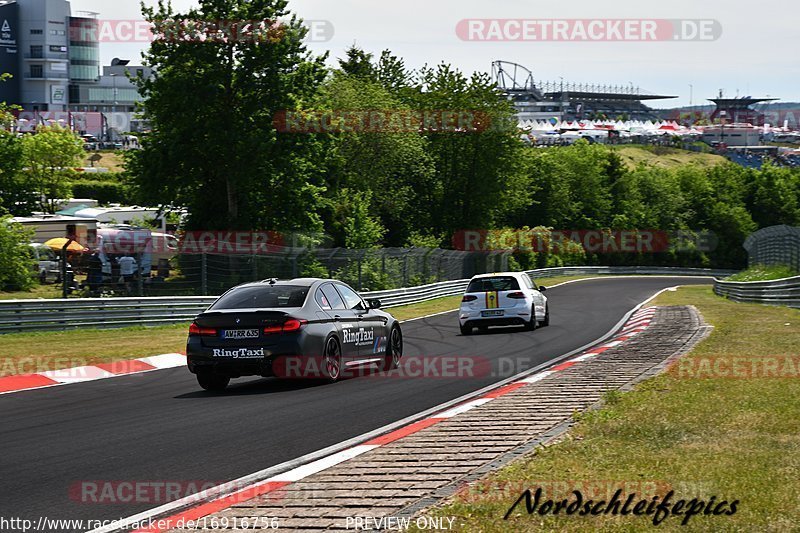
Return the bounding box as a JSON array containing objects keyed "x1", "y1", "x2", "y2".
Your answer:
[
  {"x1": 187, "y1": 335, "x2": 304, "y2": 378},
  {"x1": 188, "y1": 354, "x2": 279, "y2": 377},
  {"x1": 458, "y1": 307, "x2": 531, "y2": 327},
  {"x1": 461, "y1": 316, "x2": 528, "y2": 328}
]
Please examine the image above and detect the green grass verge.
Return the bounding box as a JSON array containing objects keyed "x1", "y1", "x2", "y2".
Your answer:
[
  {"x1": 0, "y1": 284, "x2": 64, "y2": 300},
  {"x1": 0, "y1": 323, "x2": 189, "y2": 377},
  {"x1": 0, "y1": 274, "x2": 594, "y2": 377},
  {"x1": 611, "y1": 146, "x2": 727, "y2": 170},
  {"x1": 726, "y1": 264, "x2": 798, "y2": 282},
  {"x1": 414, "y1": 285, "x2": 800, "y2": 531}
]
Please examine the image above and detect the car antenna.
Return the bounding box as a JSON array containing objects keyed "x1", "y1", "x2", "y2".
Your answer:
[{"x1": 263, "y1": 278, "x2": 278, "y2": 285}]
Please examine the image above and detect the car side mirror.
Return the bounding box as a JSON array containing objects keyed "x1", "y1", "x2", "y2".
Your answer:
[
  {"x1": 368, "y1": 299, "x2": 382, "y2": 309},
  {"x1": 538, "y1": 286, "x2": 547, "y2": 292}
]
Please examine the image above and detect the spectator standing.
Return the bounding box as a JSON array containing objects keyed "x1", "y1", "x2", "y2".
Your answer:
[
  {"x1": 88, "y1": 251, "x2": 103, "y2": 292},
  {"x1": 118, "y1": 255, "x2": 138, "y2": 284}
]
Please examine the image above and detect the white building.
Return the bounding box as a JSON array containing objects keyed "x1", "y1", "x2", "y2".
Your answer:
[{"x1": 701, "y1": 124, "x2": 762, "y2": 147}]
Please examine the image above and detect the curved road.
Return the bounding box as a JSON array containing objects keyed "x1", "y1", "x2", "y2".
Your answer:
[{"x1": 0, "y1": 277, "x2": 711, "y2": 529}]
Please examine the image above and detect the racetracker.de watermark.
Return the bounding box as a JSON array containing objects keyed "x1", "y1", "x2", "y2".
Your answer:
[
  {"x1": 456, "y1": 19, "x2": 722, "y2": 42},
  {"x1": 273, "y1": 109, "x2": 503, "y2": 134},
  {"x1": 68, "y1": 480, "x2": 287, "y2": 505},
  {"x1": 452, "y1": 229, "x2": 718, "y2": 254},
  {"x1": 675, "y1": 356, "x2": 800, "y2": 379},
  {"x1": 69, "y1": 19, "x2": 334, "y2": 43},
  {"x1": 96, "y1": 231, "x2": 288, "y2": 255},
  {"x1": 0, "y1": 357, "x2": 88, "y2": 376},
  {"x1": 272, "y1": 355, "x2": 540, "y2": 380}
]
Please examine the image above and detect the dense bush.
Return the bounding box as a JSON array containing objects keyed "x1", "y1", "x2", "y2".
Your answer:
[
  {"x1": 71, "y1": 180, "x2": 132, "y2": 205},
  {"x1": 0, "y1": 217, "x2": 35, "y2": 291}
]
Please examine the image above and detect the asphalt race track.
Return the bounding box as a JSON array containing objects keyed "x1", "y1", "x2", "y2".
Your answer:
[{"x1": 0, "y1": 277, "x2": 711, "y2": 530}]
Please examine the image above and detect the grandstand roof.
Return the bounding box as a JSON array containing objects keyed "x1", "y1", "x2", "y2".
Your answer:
[
  {"x1": 545, "y1": 91, "x2": 677, "y2": 101},
  {"x1": 709, "y1": 97, "x2": 779, "y2": 107}
]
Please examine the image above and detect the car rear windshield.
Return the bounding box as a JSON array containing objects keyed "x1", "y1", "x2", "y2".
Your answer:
[
  {"x1": 467, "y1": 276, "x2": 520, "y2": 293},
  {"x1": 210, "y1": 285, "x2": 309, "y2": 309}
]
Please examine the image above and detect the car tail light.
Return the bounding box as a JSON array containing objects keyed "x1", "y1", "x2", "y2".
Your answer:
[
  {"x1": 282, "y1": 318, "x2": 307, "y2": 332},
  {"x1": 189, "y1": 322, "x2": 217, "y2": 336},
  {"x1": 264, "y1": 318, "x2": 308, "y2": 335},
  {"x1": 462, "y1": 295, "x2": 477, "y2": 302},
  {"x1": 507, "y1": 292, "x2": 526, "y2": 299}
]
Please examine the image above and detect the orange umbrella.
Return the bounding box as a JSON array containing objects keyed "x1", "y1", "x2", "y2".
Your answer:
[{"x1": 43, "y1": 238, "x2": 88, "y2": 253}]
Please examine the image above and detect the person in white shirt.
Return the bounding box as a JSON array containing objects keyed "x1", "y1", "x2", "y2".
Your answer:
[{"x1": 117, "y1": 255, "x2": 138, "y2": 282}]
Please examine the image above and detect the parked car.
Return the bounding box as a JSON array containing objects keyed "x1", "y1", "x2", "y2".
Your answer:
[{"x1": 28, "y1": 243, "x2": 61, "y2": 284}]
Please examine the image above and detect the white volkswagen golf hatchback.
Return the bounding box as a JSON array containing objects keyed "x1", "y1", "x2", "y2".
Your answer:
[{"x1": 458, "y1": 272, "x2": 549, "y2": 335}]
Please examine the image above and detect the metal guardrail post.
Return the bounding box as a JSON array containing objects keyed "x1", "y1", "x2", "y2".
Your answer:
[
  {"x1": 325, "y1": 249, "x2": 338, "y2": 279},
  {"x1": 137, "y1": 252, "x2": 144, "y2": 297},
  {"x1": 357, "y1": 251, "x2": 364, "y2": 291},
  {"x1": 201, "y1": 253, "x2": 208, "y2": 296},
  {"x1": 61, "y1": 239, "x2": 72, "y2": 299},
  {"x1": 291, "y1": 252, "x2": 299, "y2": 279}
]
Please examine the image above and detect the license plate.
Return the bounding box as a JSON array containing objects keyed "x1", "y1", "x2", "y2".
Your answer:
[
  {"x1": 481, "y1": 310, "x2": 504, "y2": 317},
  {"x1": 222, "y1": 329, "x2": 260, "y2": 339}
]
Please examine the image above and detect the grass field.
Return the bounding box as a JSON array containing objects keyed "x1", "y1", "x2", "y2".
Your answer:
[
  {"x1": 0, "y1": 274, "x2": 592, "y2": 377},
  {"x1": 611, "y1": 146, "x2": 727, "y2": 170},
  {"x1": 83, "y1": 150, "x2": 126, "y2": 172},
  {"x1": 415, "y1": 285, "x2": 800, "y2": 531},
  {"x1": 0, "y1": 284, "x2": 63, "y2": 300}
]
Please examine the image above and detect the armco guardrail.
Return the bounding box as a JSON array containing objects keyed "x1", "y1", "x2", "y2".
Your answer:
[
  {"x1": 0, "y1": 266, "x2": 734, "y2": 333},
  {"x1": 365, "y1": 266, "x2": 735, "y2": 308},
  {"x1": 0, "y1": 297, "x2": 218, "y2": 333},
  {"x1": 713, "y1": 275, "x2": 800, "y2": 309}
]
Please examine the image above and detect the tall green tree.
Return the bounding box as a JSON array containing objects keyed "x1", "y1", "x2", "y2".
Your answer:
[
  {"x1": 0, "y1": 129, "x2": 30, "y2": 215},
  {"x1": 338, "y1": 45, "x2": 375, "y2": 80},
  {"x1": 332, "y1": 189, "x2": 385, "y2": 249},
  {"x1": 20, "y1": 125, "x2": 84, "y2": 214},
  {"x1": 0, "y1": 73, "x2": 37, "y2": 216},
  {"x1": 746, "y1": 164, "x2": 800, "y2": 227},
  {"x1": 521, "y1": 141, "x2": 615, "y2": 228},
  {"x1": 129, "y1": 0, "x2": 329, "y2": 231},
  {"x1": 375, "y1": 50, "x2": 410, "y2": 94},
  {"x1": 413, "y1": 63, "x2": 531, "y2": 236},
  {"x1": 316, "y1": 70, "x2": 436, "y2": 247}
]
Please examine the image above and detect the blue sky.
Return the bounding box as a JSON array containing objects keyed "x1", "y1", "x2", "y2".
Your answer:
[{"x1": 71, "y1": 0, "x2": 799, "y2": 108}]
